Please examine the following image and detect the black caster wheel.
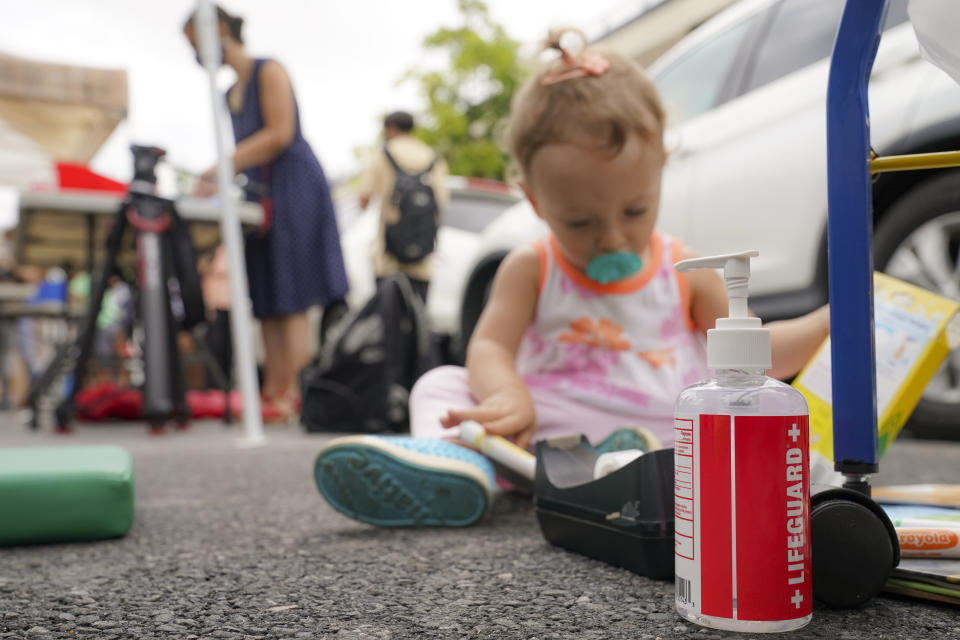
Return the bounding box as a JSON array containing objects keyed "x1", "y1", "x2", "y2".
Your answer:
[{"x1": 811, "y1": 486, "x2": 899, "y2": 608}]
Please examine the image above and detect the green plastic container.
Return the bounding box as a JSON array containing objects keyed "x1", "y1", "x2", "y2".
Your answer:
[{"x1": 0, "y1": 445, "x2": 134, "y2": 545}]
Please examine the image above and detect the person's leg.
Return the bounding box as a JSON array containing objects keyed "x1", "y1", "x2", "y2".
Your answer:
[
  {"x1": 282, "y1": 311, "x2": 311, "y2": 399},
  {"x1": 413, "y1": 366, "x2": 667, "y2": 449},
  {"x1": 408, "y1": 365, "x2": 474, "y2": 440},
  {"x1": 313, "y1": 364, "x2": 495, "y2": 527},
  {"x1": 259, "y1": 316, "x2": 286, "y2": 399},
  {"x1": 524, "y1": 380, "x2": 669, "y2": 449},
  {"x1": 15, "y1": 317, "x2": 38, "y2": 380}
]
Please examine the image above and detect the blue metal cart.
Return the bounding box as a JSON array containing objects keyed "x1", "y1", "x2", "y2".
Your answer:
[{"x1": 812, "y1": 0, "x2": 960, "y2": 608}]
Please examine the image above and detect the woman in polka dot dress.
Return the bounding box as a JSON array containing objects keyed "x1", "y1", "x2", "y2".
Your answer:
[{"x1": 185, "y1": 5, "x2": 348, "y2": 421}]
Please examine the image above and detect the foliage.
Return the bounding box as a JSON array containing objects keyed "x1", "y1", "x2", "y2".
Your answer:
[{"x1": 403, "y1": 0, "x2": 526, "y2": 181}]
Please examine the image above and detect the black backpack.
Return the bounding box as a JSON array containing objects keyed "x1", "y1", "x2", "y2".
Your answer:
[
  {"x1": 382, "y1": 147, "x2": 439, "y2": 263},
  {"x1": 299, "y1": 274, "x2": 439, "y2": 433}
]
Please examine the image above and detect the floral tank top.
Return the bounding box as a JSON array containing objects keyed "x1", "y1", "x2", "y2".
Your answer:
[{"x1": 516, "y1": 231, "x2": 710, "y2": 433}]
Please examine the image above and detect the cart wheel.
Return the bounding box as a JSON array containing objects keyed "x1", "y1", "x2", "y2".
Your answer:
[
  {"x1": 148, "y1": 422, "x2": 167, "y2": 436},
  {"x1": 811, "y1": 487, "x2": 899, "y2": 608}
]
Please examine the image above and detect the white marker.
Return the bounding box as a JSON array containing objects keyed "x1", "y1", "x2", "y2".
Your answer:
[{"x1": 458, "y1": 420, "x2": 536, "y2": 481}]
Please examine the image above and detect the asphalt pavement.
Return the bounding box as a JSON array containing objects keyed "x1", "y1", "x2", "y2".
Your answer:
[{"x1": 1, "y1": 416, "x2": 959, "y2": 640}]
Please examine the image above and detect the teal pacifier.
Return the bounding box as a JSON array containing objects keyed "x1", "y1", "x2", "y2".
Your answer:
[{"x1": 585, "y1": 252, "x2": 643, "y2": 284}]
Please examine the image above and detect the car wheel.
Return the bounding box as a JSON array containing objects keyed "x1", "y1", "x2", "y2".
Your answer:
[
  {"x1": 455, "y1": 254, "x2": 506, "y2": 363},
  {"x1": 874, "y1": 171, "x2": 960, "y2": 440}
]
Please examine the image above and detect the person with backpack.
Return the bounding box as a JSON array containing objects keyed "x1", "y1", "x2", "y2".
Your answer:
[{"x1": 357, "y1": 111, "x2": 449, "y2": 303}]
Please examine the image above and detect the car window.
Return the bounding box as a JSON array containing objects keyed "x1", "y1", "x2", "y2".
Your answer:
[
  {"x1": 743, "y1": 0, "x2": 910, "y2": 94},
  {"x1": 652, "y1": 15, "x2": 760, "y2": 125},
  {"x1": 883, "y1": 0, "x2": 910, "y2": 31},
  {"x1": 442, "y1": 194, "x2": 517, "y2": 234}
]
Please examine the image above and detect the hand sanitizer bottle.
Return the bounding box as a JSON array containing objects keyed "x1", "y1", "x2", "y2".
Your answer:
[{"x1": 672, "y1": 251, "x2": 811, "y2": 633}]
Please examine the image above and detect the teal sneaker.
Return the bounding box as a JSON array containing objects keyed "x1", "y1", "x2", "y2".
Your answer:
[
  {"x1": 593, "y1": 426, "x2": 661, "y2": 455},
  {"x1": 314, "y1": 436, "x2": 495, "y2": 528}
]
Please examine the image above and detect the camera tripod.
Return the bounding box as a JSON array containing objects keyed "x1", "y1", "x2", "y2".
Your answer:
[{"x1": 29, "y1": 146, "x2": 198, "y2": 432}]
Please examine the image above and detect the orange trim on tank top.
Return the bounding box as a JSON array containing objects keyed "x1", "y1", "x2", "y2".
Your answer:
[
  {"x1": 671, "y1": 239, "x2": 697, "y2": 332},
  {"x1": 548, "y1": 232, "x2": 662, "y2": 295}
]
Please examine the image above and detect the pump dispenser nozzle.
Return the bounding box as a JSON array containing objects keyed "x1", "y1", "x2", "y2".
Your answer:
[{"x1": 675, "y1": 250, "x2": 771, "y2": 370}]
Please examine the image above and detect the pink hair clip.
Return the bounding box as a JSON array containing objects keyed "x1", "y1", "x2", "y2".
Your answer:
[{"x1": 541, "y1": 51, "x2": 611, "y2": 85}]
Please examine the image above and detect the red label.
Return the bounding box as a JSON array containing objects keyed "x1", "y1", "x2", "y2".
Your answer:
[
  {"x1": 733, "y1": 415, "x2": 811, "y2": 621},
  {"x1": 692, "y1": 414, "x2": 811, "y2": 622},
  {"x1": 700, "y1": 415, "x2": 733, "y2": 618}
]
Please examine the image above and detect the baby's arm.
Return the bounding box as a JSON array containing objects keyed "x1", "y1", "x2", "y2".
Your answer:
[
  {"x1": 683, "y1": 247, "x2": 830, "y2": 380},
  {"x1": 765, "y1": 305, "x2": 830, "y2": 380},
  {"x1": 444, "y1": 245, "x2": 540, "y2": 447}
]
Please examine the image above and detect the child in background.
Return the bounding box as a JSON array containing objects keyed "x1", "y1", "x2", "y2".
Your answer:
[
  {"x1": 314, "y1": 30, "x2": 830, "y2": 528},
  {"x1": 68, "y1": 269, "x2": 133, "y2": 384},
  {"x1": 199, "y1": 246, "x2": 233, "y2": 388}
]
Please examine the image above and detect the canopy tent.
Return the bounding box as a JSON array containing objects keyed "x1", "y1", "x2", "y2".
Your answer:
[
  {"x1": 0, "y1": 51, "x2": 130, "y2": 238},
  {"x1": 0, "y1": 52, "x2": 127, "y2": 169},
  {"x1": 0, "y1": 51, "x2": 127, "y2": 225},
  {"x1": 0, "y1": 118, "x2": 55, "y2": 192}
]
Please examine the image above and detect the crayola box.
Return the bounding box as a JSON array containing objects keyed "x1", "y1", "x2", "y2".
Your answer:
[{"x1": 793, "y1": 272, "x2": 960, "y2": 482}]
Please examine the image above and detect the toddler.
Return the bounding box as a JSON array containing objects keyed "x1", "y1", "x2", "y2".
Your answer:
[{"x1": 315, "y1": 30, "x2": 830, "y2": 528}]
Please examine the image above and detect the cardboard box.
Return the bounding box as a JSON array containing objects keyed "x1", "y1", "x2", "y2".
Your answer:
[{"x1": 793, "y1": 272, "x2": 960, "y2": 477}]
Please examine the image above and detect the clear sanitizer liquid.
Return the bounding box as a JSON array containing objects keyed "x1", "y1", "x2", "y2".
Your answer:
[{"x1": 673, "y1": 252, "x2": 812, "y2": 633}]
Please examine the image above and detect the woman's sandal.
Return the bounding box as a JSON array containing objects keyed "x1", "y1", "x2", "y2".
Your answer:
[{"x1": 260, "y1": 391, "x2": 297, "y2": 425}]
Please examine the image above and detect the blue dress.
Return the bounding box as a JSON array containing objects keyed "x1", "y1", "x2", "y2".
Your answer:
[{"x1": 230, "y1": 58, "x2": 349, "y2": 318}]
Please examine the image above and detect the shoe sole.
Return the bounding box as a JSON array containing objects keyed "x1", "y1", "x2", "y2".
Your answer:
[
  {"x1": 314, "y1": 436, "x2": 490, "y2": 527},
  {"x1": 594, "y1": 425, "x2": 663, "y2": 455}
]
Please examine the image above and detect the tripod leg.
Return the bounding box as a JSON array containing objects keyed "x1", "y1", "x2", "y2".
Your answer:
[
  {"x1": 138, "y1": 227, "x2": 175, "y2": 430},
  {"x1": 55, "y1": 208, "x2": 128, "y2": 431},
  {"x1": 167, "y1": 300, "x2": 189, "y2": 430},
  {"x1": 155, "y1": 233, "x2": 191, "y2": 431},
  {"x1": 24, "y1": 341, "x2": 70, "y2": 428}
]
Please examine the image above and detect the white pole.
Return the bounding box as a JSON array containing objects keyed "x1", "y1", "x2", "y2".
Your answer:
[{"x1": 195, "y1": 0, "x2": 265, "y2": 447}]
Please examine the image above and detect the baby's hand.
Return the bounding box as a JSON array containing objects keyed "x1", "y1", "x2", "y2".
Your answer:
[{"x1": 442, "y1": 386, "x2": 537, "y2": 449}]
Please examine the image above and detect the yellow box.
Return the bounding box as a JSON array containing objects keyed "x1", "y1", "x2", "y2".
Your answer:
[{"x1": 793, "y1": 272, "x2": 960, "y2": 465}]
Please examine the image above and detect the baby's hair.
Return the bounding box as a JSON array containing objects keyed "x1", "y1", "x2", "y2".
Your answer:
[
  {"x1": 183, "y1": 4, "x2": 245, "y2": 45},
  {"x1": 507, "y1": 28, "x2": 665, "y2": 180}
]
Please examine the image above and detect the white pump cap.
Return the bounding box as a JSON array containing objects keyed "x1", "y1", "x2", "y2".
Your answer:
[{"x1": 675, "y1": 250, "x2": 771, "y2": 370}]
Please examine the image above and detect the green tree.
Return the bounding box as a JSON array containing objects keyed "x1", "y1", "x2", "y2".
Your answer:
[{"x1": 403, "y1": 0, "x2": 525, "y2": 180}]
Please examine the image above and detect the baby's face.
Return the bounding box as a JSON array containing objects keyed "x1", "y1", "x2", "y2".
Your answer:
[{"x1": 524, "y1": 134, "x2": 663, "y2": 272}]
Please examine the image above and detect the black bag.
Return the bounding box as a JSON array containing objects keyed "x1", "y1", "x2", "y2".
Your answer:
[
  {"x1": 382, "y1": 147, "x2": 439, "y2": 263},
  {"x1": 299, "y1": 274, "x2": 439, "y2": 433},
  {"x1": 167, "y1": 205, "x2": 205, "y2": 330}
]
